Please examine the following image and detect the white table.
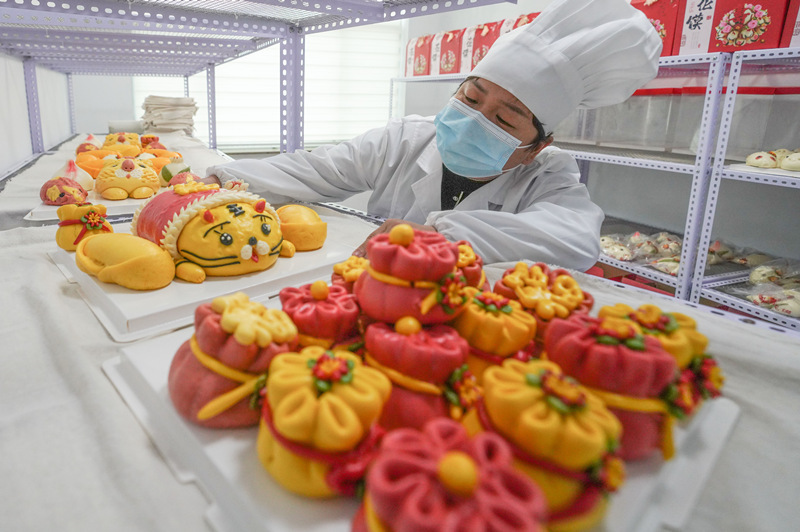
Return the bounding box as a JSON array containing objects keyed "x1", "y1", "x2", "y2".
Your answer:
[{"x1": 1, "y1": 149, "x2": 799, "y2": 530}]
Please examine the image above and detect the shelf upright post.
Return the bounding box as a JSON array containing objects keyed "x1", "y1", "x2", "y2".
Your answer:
[
  {"x1": 280, "y1": 27, "x2": 305, "y2": 153},
  {"x1": 676, "y1": 52, "x2": 728, "y2": 301},
  {"x1": 690, "y1": 51, "x2": 744, "y2": 303},
  {"x1": 22, "y1": 57, "x2": 44, "y2": 154},
  {"x1": 67, "y1": 73, "x2": 76, "y2": 136},
  {"x1": 206, "y1": 63, "x2": 217, "y2": 150},
  {"x1": 184, "y1": 76, "x2": 190, "y2": 98}
]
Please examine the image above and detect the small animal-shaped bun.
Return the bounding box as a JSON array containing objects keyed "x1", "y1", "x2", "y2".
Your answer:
[
  {"x1": 95, "y1": 158, "x2": 160, "y2": 200},
  {"x1": 103, "y1": 132, "x2": 142, "y2": 157},
  {"x1": 132, "y1": 182, "x2": 294, "y2": 283},
  {"x1": 39, "y1": 177, "x2": 88, "y2": 206}
]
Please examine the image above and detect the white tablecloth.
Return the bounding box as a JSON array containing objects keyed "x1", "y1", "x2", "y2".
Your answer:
[
  {"x1": 0, "y1": 132, "x2": 230, "y2": 230},
  {"x1": 1, "y1": 152, "x2": 799, "y2": 531}
]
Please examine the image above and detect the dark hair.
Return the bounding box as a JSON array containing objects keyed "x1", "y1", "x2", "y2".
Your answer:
[{"x1": 531, "y1": 115, "x2": 551, "y2": 147}]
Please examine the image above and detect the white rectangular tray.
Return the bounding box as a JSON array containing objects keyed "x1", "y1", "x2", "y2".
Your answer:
[
  {"x1": 104, "y1": 328, "x2": 740, "y2": 532},
  {"x1": 51, "y1": 208, "x2": 375, "y2": 342},
  {"x1": 25, "y1": 188, "x2": 160, "y2": 221}
]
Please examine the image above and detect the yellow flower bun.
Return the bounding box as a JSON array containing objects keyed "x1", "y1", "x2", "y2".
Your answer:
[
  {"x1": 462, "y1": 359, "x2": 623, "y2": 532},
  {"x1": 257, "y1": 347, "x2": 391, "y2": 498}
]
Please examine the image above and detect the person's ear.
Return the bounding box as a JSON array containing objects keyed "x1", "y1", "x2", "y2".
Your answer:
[{"x1": 522, "y1": 136, "x2": 553, "y2": 165}]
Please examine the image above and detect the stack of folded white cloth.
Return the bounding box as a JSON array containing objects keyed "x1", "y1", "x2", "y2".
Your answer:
[{"x1": 141, "y1": 95, "x2": 198, "y2": 135}]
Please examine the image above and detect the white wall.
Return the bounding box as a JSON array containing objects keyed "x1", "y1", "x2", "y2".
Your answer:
[
  {"x1": 0, "y1": 53, "x2": 33, "y2": 175},
  {"x1": 72, "y1": 75, "x2": 136, "y2": 135},
  {"x1": 37, "y1": 66, "x2": 72, "y2": 149}
]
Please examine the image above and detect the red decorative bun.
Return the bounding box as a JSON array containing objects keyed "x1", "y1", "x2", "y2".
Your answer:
[
  {"x1": 355, "y1": 225, "x2": 466, "y2": 324},
  {"x1": 544, "y1": 313, "x2": 678, "y2": 460},
  {"x1": 168, "y1": 171, "x2": 201, "y2": 186},
  {"x1": 168, "y1": 293, "x2": 298, "y2": 429},
  {"x1": 39, "y1": 177, "x2": 88, "y2": 206},
  {"x1": 279, "y1": 280, "x2": 360, "y2": 348},
  {"x1": 364, "y1": 318, "x2": 471, "y2": 430},
  {"x1": 353, "y1": 418, "x2": 548, "y2": 532}
]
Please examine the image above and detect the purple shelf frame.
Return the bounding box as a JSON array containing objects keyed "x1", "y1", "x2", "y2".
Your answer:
[{"x1": 0, "y1": 0, "x2": 514, "y2": 155}]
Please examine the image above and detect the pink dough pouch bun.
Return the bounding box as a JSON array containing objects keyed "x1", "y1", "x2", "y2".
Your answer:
[
  {"x1": 493, "y1": 262, "x2": 594, "y2": 344},
  {"x1": 544, "y1": 313, "x2": 680, "y2": 461},
  {"x1": 257, "y1": 347, "x2": 391, "y2": 498},
  {"x1": 451, "y1": 287, "x2": 538, "y2": 382},
  {"x1": 354, "y1": 224, "x2": 468, "y2": 324},
  {"x1": 40, "y1": 176, "x2": 88, "y2": 206},
  {"x1": 597, "y1": 303, "x2": 725, "y2": 422},
  {"x1": 352, "y1": 417, "x2": 549, "y2": 532},
  {"x1": 56, "y1": 203, "x2": 113, "y2": 251},
  {"x1": 363, "y1": 316, "x2": 475, "y2": 431},
  {"x1": 279, "y1": 280, "x2": 360, "y2": 349},
  {"x1": 462, "y1": 359, "x2": 625, "y2": 532},
  {"x1": 168, "y1": 292, "x2": 299, "y2": 429}
]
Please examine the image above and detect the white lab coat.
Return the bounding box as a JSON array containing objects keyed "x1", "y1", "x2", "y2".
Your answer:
[{"x1": 207, "y1": 115, "x2": 604, "y2": 271}]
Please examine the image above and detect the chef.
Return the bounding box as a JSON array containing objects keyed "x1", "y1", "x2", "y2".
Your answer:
[{"x1": 205, "y1": 0, "x2": 662, "y2": 271}]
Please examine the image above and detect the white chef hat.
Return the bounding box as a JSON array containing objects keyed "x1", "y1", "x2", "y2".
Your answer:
[{"x1": 470, "y1": 0, "x2": 662, "y2": 130}]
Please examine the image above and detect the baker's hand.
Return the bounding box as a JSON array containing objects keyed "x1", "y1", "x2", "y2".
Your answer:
[
  {"x1": 352, "y1": 219, "x2": 436, "y2": 257},
  {"x1": 200, "y1": 174, "x2": 221, "y2": 186}
]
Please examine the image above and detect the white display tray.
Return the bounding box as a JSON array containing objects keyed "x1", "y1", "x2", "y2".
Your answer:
[
  {"x1": 50, "y1": 209, "x2": 375, "y2": 342},
  {"x1": 104, "y1": 327, "x2": 740, "y2": 532},
  {"x1": 24, "y1": 188, "x2": 162, "y2": 221}
]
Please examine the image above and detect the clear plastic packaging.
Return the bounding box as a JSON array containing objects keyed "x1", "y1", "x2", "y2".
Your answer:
[
  {"x1": 595, "y1": 88, "x2": 679, "y2": 151},
  {"x1": 762, "y1": 87, "x2": 800, "y2": 151},
  {"x1": 725, "y1": 87, "x2": 776, "y2": 162},
  {"x1": 670, "y1": 87, "x2": 706, "y2": 155}
]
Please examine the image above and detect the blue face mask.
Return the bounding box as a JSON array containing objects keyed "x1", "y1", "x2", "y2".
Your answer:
[{"x1": 434, "y1": 98, "x2": 532, "y2": 179}]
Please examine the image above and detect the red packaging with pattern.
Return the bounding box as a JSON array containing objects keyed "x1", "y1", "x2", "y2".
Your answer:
[{"x1": 676, "y1": 0, "x2": 790, "y2": 54}]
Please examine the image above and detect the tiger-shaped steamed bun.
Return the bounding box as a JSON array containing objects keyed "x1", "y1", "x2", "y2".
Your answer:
[
  {"x1": 95, "y1": 157, "x2": 160, "y2": 200},
  {"x1": 131, "y1": 181, "x2": 295, "y2": 283}
]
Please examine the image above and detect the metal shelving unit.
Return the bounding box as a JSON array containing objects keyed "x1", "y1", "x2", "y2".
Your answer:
[
  {"x1": 692, "y1": 47, "x2": 800, "y2": 333},
  {"x1": 561, "y1": 53, "x2": 730, "y2": 300},
  {"x1": 0, "y1": 0, "x2": 512, "y2": 157},
  {"x1": 388, "y1": 53, "x2": 730, "y2": 301}
]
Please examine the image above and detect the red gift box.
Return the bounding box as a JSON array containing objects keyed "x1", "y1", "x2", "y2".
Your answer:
[
  {"x1": 430, "y1": 29, "x2": 465, "y2": 75},
  {"x1": 461, "y1": 21, "x2": 502, "y2": 73},
  {"x1": 499, "y1": 12, "x2": 540, "y2": 35},
  {"x1": 676, "y1": 0, "x2": 790, "y2": 54},
  {"x1": 780, "y1": 0, "x2": 800, "y2": 46},
  {"x1": 632, "y1": 0, "x2": 680, "y2": 56},
  {"x1": 404, "y1": 34, "x2": 435, "y2": 77}
]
